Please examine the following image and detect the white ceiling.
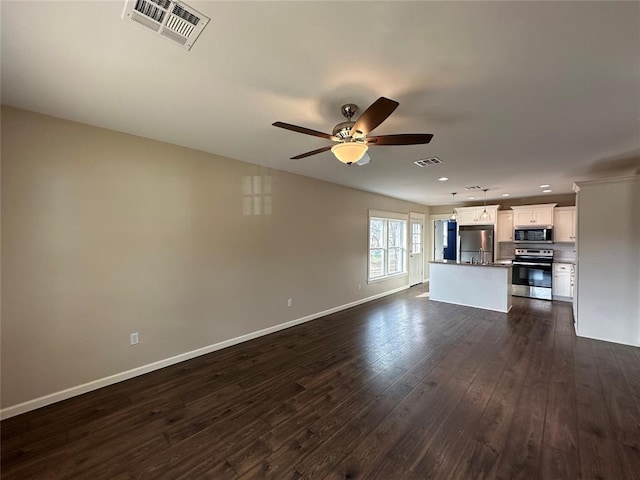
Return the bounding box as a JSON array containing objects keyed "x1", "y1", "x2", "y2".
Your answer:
[{"x1": 2, "y1": 1, "x2": 639, "y2": 205}]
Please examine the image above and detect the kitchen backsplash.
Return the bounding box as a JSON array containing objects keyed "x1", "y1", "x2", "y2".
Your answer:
[{"x1": 498, "y1": 242, "x2": 577, "y2": 263}]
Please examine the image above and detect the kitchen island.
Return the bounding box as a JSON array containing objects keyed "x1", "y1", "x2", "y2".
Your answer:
[{"x1": 429, "y1": 260, "x2": 513, "y2": 313}]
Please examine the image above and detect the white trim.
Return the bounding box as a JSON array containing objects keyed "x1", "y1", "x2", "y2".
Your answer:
[
  {"x1": 575, "y1": 331, "x2": 640, "y2": 348},
  {"x1": 369, "y1": 209, "x2": 409, "y2": 220},
  {"x1": 510, "y1": 203, "x2": 557, "y2": 210},
  {"x1": 429, "y1": 214, "x2": 453, "y2": 222},
  {"x1": 367, "y1": 272, "x2": 408, "y2": 285},
  {"x1": 574, "y1": 174, "x2": 639, "y2": 189},
  {"x1": 0, "y1": 284, "x2": 409, "y2": 420}
]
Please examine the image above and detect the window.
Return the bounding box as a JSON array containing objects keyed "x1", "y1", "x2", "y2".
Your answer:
[
  {"x1": 411, "y1": 222, "x2": 422, "y2": 254},
  {"x1": 368, "y1": 211, "x2": 408, "y2": 281}
]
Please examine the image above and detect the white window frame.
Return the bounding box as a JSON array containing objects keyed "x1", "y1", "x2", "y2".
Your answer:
[{"x1": 368, "y1": 210, "x2": 409, "y2": 282}]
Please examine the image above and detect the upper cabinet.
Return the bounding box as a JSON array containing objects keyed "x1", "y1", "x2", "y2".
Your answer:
[
  {"x1": 497, "y1": 211, "x2": 514, "y2": 242},
  {"x1": 511, "y1": 203, "x2": 557, "y2": 227},
  {"x1": 455, "y1": 205, "x2": 499, "y2": 225},
  {"x1": 554, "y1": 206, "x2": 576, "y2": 242}
]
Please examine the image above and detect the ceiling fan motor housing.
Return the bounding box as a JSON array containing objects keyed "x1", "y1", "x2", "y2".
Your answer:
[
  {"x1": 333, "y1": 103, "x2": 361, "y2": 140},
  {"x1": 332, "y1": 121, "x2": 356, "y2": 139},
  {"x1": 340, "y1": 103, "x2": 358, "y2": 119}
]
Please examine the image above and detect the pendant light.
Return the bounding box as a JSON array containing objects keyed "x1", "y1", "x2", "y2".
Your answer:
[
  {"x1": 479, "y1": 188, "x2": 491, "y2": 222},
  {"x1": 449, "y1": 192, "x2": 457, "y2": 221}
]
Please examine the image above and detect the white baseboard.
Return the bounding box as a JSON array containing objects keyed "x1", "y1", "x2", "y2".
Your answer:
[
  {"x1": 0, "y1": 285, "x2": 408, "y2": 420},
  {"x1": 575, "y1": 330, "x2": 640, "y2": 348}
]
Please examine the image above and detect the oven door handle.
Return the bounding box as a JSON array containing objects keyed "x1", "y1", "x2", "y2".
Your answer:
[{"x1": 513, "y1": 261, "x2": 552, "y2": 267}]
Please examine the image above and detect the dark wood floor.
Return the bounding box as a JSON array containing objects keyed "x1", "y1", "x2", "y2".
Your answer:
[{"x1": 2, "y1": 286, "x2": 640, "y2": 479}]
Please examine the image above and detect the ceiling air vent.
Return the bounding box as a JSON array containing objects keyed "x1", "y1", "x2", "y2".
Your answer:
[
  {"x1": 414, "y1": 157, "x2": 442, "y2": 167},
  {"x1": 122, "y1": 0, "x2": 209, "y2": 50},
  {"x1": 465, "y1": 185, "x2": 485, "y2": 191}
]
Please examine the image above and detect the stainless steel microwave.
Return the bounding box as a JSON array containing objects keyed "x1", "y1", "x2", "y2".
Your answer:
[{"x1": 513, "y1": 226, "x2": 553, "y2": 243}]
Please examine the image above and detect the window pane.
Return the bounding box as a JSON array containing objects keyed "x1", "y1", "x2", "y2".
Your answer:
[
  {"x1": 369, "y1": 248, "x2": 385, "y2": 278},
  {"x1": 412, "y1": 238, "x2": 421, "y2": 254},
  {"x1": 388, "y1": 247, "x2": 403, "y2": 274},
  {"x1": 412, "y1": 223, "x2": 421, "y2": 254},
  {"x1": 370, "y1": 219, "x2": 384, "y2": 248},
  {"x1": 388, "y1": 220, "x2": 403, "y2": 247}
]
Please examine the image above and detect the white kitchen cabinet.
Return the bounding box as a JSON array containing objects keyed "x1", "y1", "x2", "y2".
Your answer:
[
  {"x1": 554, "y1": 206, "x2": 576, "y2": 242},
  {"x1": 497, "y1": 211, "x2": 513, "y2": 242},
  {"x1": 454, "y1": 205, "x2": 499, "y2": 225},
  {"x1": 553, "y1": 262, "x2": 574, "y2": 300},
  {"x1": 511, "y1": 203, "x2": 556, "y2": 227}
]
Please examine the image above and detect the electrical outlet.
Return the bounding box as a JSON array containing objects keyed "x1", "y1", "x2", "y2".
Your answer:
[
  {"x1": 358, "y1": 284, "x2": 362, "y2": 290},
  {"x1": 287, "y1": 298, "x2": 293, "y2": 307},
  {"x1": 130, "y1": 332, "x2": 139, "y2": 345}
]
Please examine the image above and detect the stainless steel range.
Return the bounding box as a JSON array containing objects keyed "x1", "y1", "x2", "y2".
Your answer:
[{"x1": 512, "y1": 248, "x2": 554, "y2": 300}]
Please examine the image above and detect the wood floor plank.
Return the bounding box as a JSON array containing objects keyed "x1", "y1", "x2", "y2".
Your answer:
[
  {"x1": 453, "y1": 335, "x2": 538, "y2": 476},
  {"x1": 573, "y1": 338, "x2": 628, "y2": 480},
  {"x1": 2, "y1": 289, "x2": 639, "y2": 480},
  {"x1": 540, "y1": 446, "x2": 581, "y2": 480},
  {"x1": 427, "y1": 312, "x2": 553, "y2": 480},
  {"x1": 492, "y1": 315, "x2": 556, "y2": 480},
  {"x1": 311, "y1": 311, "x2": 503, "y2": 479},
  {"x1": 251, "y1": 302, "x2": 487, "y2": 475},
  {"x1": 354, "y1": 313, "x2": 512, "y2": 479},
  {"x1": 543, "y1": 328, "x2": 579, "y2": 455},
  {"x1": 589, "y1": 339, "x2": 640, "y2": 477},
  {"x1": 222, "y1": 357, "x2": 393, "y2": 477},
  {"x1": 234, "y1": 365, "x2": 412, "y2": 480}
]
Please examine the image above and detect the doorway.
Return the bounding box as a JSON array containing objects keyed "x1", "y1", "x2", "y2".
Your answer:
[{"x1": 433, "y1": 219, "x2": 457, "y2": 261}]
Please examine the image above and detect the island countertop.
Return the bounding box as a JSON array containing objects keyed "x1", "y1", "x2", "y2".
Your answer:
[
  {"x1": 429, "y1": 260, "x2": 513, "y2": 268},
  {"x1": 429, "y1": 261, "x2": 513, "y2": 313}
]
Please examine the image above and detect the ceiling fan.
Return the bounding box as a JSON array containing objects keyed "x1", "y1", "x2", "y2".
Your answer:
[{"x1": 272, "y1": 97, "x2": 434, "y2": 165}]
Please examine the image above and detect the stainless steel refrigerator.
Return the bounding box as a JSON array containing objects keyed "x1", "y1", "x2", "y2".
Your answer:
[{"x1": 458, "y1": 225, "x2": 494, "y2": 263}]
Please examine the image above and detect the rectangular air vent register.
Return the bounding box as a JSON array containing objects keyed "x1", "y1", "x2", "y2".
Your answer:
[
  {"x1": 414, "y1": 157, "x2": 442, "y2": 167},
  {"x1": 122, "y1": 0, "x2": 209, "y2": 50}
]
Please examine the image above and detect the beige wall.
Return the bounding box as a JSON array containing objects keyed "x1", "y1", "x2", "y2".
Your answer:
[{"x1": 1, "y1": 106, "x2": 429, "y2": 411}]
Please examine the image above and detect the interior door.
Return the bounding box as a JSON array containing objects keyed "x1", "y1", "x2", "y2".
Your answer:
[{"x1": 409, "y1": 218, "x2": 423, "y2": 286}]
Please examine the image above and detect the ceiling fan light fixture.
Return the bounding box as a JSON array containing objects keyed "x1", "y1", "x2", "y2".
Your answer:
[{"x1": 331, "y1": 142, "x2": 368, "y2": 164}]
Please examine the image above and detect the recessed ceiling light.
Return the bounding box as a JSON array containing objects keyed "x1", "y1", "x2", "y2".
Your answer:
[
  {"x1": 469, "y1": 196, "x2": 476, "y2": 200},
  {"x1": 501, "y1": 193, "x2": 510, "y2": 197},
  {"x1": 543, "y1": 189, "x2": 552, "y2": 193},
  {"x1": 539, "y1": 184, "x2": 550, "y2": 188},
  {"x1": 438, "y1": 177, "x2": 449, "y2": 182}
]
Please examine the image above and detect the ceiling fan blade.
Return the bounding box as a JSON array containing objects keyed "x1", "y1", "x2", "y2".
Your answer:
[
  {"x1": 273, "y1": 121, "x2": 336, "y2": 140},
  {"x1": 349, "y1": 97, "x2": 399, "y2": 136},
  {"x1": 290, "y1": 145, "x2": 333, "y2": 159},
  {"x1": 366, "y1": 133, "x2": 434, "y2": 145}
]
